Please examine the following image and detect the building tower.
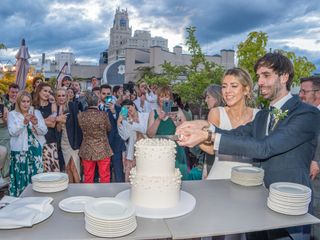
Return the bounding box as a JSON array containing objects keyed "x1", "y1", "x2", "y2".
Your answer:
[{"x1": 108, "y1": 7, "x2": 132, "y2": 63}]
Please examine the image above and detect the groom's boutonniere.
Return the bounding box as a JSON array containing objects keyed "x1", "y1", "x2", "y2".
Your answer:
[{"x1": 272, "y1": 108, "x2": 289, "y2": 122}]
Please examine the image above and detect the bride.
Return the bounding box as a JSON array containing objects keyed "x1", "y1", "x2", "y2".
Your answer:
[{"x1": 200, "y1": 68, "x2": 259, "y2": 180}]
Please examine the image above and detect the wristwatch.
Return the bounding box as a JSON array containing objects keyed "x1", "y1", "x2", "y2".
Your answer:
[{"x1": 202, "y1": 124, "x2": 213, "y2": 144}]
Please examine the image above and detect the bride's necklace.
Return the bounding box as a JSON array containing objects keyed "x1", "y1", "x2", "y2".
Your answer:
[{"x1": 228, "y1": 107, "x2": 250, "y2": 127}]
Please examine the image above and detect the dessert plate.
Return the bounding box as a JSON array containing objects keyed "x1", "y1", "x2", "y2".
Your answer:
[
  {"x1": 270, "y1": 182, "x2": 311, "y2": 197},
  {"x1": 59, "y1": 196, "x2": 94, "y2": 213},
  {"x1": 84, "y1": 198, "x2": 135, "y2": 220},
  {"x1": 32, "y1": 172, "x2": 68, "y2": 182}
]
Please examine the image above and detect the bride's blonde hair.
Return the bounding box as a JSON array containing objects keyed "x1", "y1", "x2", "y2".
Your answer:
[{"x1": 223, "y1": 68, "x2": 255, "y2": 107}]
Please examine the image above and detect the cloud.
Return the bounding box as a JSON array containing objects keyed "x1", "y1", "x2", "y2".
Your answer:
[
  {"x1": 0, "y1": 0, "x2": 319, "y2": 71},
  {"x1": 0, "y1": 0, "x2": 116, "y2": 62}
]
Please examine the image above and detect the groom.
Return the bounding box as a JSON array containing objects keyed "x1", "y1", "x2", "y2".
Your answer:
[{"x1": 177, "y1": 52, "x2": 320, "y2": 239}]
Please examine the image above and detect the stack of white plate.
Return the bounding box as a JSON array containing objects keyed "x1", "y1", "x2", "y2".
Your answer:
[
  {"x1": 267, "y1": 182, "x2": 311, "y2": 215},
  {"x1": 231, "y1": 166, "x2": 264, "y2": 186},
  {"x1": 32, "y1": 172, "x2": 69, "y2": 193},
  {"x1": 84, "y1": 198, "x2": 137, "y2": 238}
]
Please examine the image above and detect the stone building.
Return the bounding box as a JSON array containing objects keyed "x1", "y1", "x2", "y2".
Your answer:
[
  {"x1": 103, "y1": 8, "x2": 235, "y2": 85},
  {"x1": 107, "y1": 7, "x2": 169, "y2": 63},
  {"x1": 124, "y1": 46, "x2": 235, "y2": 83}
]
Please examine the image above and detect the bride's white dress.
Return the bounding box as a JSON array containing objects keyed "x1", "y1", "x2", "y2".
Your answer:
[{"x1": 207, "y1": 107, "x2": 259, "y2": 180}]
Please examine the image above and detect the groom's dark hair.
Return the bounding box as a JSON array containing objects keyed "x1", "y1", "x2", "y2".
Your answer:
[{"x1": 254, "y1": 52, "x2": 294, "y2": 91}]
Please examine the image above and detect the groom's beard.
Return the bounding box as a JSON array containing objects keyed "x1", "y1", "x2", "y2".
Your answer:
[{"x1": 259, "y1": 77, "x2": 282, "y2": 101}]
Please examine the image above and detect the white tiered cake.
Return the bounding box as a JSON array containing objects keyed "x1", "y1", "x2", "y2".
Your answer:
[{"x1": 129, "y1": 138, "x2": 182, "y2": 209}]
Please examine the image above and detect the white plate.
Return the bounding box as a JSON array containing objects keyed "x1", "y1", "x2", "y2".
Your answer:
[
  {"x1": 85, "y1": 219, "x2": 137, "y2": 232},
  {"x1": 84, "y1": 198, "x2": 135, "y2": 221},
  {"x1": 33, "y1": 181, "x2": 68, "y2": 188},
  {"x1": 86, "y1": 223, "x2": 137, "y2": 235},
  {"x1": 232, "y1": 166, "x2": 264, "y2": 174},
  {"x1": 267, "y1": 197, "x2": 309, "y2": 209},
  {"x1": 231, "y1": 174, "x2": 263, "y2": 179},
  {"x1": 270, "y1": 182, "x2": 311, "y2": 197},
  {"x1": 231, "y1": 173, "x2": 264, "y2": 179},
  {"x1": 267, "y1": 200, "x2": 308, "y2": 215},
  {"x1": 231, "y1": 178, "x2": 263, "y2": 187},
  {"x1": 0, "y1": 204, "x2": 54, "y2": 229},
  {"x1": 59, "y1": 196, "x2": 94, "y2": 213},
  {"x1": 85, "y1": 214, "x2": 135, "y2": 225},
  {"x1": 33, "y1": 184, "x2": 68, "y2": 193},
  {"x1": 269, "y1": 193, "x2": 311, "y2": 204},
  {"x1": 32, "y1": 172, "x2": 68, "y2": 183},
  {"x1": 115, "y1": 190, "x2": 196, "y2": 219},
  {"x1": 231, "y1": 176, "x2": 263, "y2": 181},
  {"x1": 85, "y1": 222, "x2": 137, "y2": 238}
]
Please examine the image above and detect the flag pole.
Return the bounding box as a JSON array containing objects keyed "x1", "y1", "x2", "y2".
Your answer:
[{"x1": 55, "y1": 62, "x2": 68, "y2": 88}]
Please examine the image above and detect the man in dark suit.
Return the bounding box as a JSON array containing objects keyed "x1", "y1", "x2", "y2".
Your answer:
[
  {"x1": 99, "y1": 84, "x2": 125, "y2": 182},
  {"x1": 299, "y1": 76, "x2": 320, "y2": 180},
  {"x1": 177, "y1": 53, "x2": 320, "y2": 239},
  {"x1": 299, "y1": 76, "x2": 320, "y2": 239}
]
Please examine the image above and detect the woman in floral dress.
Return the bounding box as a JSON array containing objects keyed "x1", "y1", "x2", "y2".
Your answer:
[{"x1": 7, "y1": 91, "x2": 47, "y2": 196}]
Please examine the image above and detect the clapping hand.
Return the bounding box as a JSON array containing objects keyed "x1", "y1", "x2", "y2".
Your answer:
[
  {"x1": 30, "y1": 114, "x2": 38, "y2": 125},
  {"x1": 23, "y1": 114, "x2": 32, "y2": 125},
  {"x1": 56, "y1": 113, "x2": 68, "y2": 124}
]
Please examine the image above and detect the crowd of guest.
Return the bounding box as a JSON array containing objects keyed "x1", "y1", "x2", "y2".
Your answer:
[
  {"x1": 0, "y1": 76, "x2": 195, "y2": 196},
  {"x1": 0, "y1": 52, "x2": 319, "y2": 240}
]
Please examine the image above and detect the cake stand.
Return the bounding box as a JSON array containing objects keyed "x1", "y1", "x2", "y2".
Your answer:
[{"x1": 115, "y1": 190, "x2": 196, "y2": 219}]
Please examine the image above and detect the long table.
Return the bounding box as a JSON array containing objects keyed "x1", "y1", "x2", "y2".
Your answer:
[{"x1": 1, "y1": 180, "x2": 319, "y2": 239}]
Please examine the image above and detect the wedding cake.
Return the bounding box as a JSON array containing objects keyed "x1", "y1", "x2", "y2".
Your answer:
[{"x1": 129, "y1": 138, "x2": 182, "y2": 208}]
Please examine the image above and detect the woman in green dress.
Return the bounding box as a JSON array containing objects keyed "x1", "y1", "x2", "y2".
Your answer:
[
  {"x1": 7, "y1": 91, "x2": 47, "y2": 196},
  {"x1": 147, "y1": 86, "x2": 189, "y2": 180}
]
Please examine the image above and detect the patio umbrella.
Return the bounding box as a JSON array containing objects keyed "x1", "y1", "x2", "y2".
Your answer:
[{"x1": 15, "y1": 39, "x2": 31, "y2": 90}]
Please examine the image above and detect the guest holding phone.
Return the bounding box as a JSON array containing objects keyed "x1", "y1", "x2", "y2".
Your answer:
[
  {"x1": 7, "y1": 91, "x2": 47, "y2": 196},
  {"x1": 134, "y1": 82, "x2": 152, "y2": 113},
  {"x1": 147, "y1": 86, "x2": 188, "y2": 179},
  {"x1": 99, "y1": 84, "x2": 125, "y2": 182},
  {"x1": 117, "y1": 100, "x2": 149, "y2": 181}
]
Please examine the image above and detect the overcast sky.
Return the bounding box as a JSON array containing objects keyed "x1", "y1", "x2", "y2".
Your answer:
[{"x1": 1, "y1": 0, "x2": 319, "y2": 72}]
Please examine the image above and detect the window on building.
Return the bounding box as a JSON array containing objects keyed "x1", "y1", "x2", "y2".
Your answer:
[{"x1": 120, "y1": 18, "x2": 126, "y2": 27}]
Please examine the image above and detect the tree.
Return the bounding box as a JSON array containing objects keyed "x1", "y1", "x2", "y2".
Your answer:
[
  {"x1": 0, "y1": 66, "x2": 43, "y2": 94},
  {"x1": 0, "y1": 72, "x2": 15, "y2": 94},
  {"x1": 0, "y1": 43, "x2": 6, "y2": 50},
  {"x1": 280, "y1": 50, "x2": 316, "y2": 86},
  {"x1": 238, "y1": 31, "x2": 316, "y2": 85},
  {"x1": 173, "y1": 26, "x2": 224, "y2": 116},
  {"x1": 237, "y1": 31, "x2": 316, "y2": 107},
  {"x1": 237, "y1": 31, "x2": 268, "y2": 82},
  {"x1": 144, "y1": 26, "x2": 224, "y2": 117},
  {"x1": 134, "y1": 66, "x2": 156, "y2": 83},
  {"x1": 144, "y1": 62, "x2": 186, "y2": 87}
]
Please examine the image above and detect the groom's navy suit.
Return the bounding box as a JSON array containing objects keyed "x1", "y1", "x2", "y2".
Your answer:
[{"x1": 215, "y1": 96, "x2": 320, "y2": 189}]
